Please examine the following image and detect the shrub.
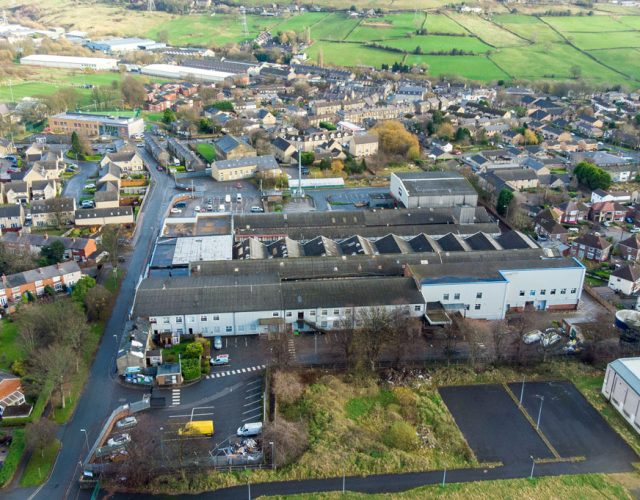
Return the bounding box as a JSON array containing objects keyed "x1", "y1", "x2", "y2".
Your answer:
[
  {"x1": 184, "y1": 342, "x2": 204, "y2": 359},
  {"x1": 11, "y1": 360, "x2": 26, "y2": 377},
  {"x1": 392, "y1": 386, "x2": 418, "y2": 423},
  {"x1": 181, "y1": 358, "x2": 200, "y2": 381},
  {"x1": 273, "y1": 371, "x2": 304, "y2": 405},
  {"x1": 262, "y1": 418, "x2": 309, "y2": 467},
  {"x1": 384, "y1": 421, "x2": 419, "y2": 451}
]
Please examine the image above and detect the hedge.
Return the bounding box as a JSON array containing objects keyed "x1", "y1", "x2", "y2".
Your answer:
[
  {"x1": 0, "y1": 429, "x2": 26, "y2": 486},
  {"x1": 181, "y1": 358, "x2": 201, "y2": 381}
]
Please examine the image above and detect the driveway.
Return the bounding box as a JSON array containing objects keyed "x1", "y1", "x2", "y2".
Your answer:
[{"x1": 61, "y1": 160, "x2": 99, "y2": 203}]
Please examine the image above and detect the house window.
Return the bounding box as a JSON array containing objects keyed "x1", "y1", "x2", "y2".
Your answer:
[
  {"x1": 201, "y1": 315, "x2": 207, "y2": 321},
  {"x1": 321, "y1": 310, "x2": 327, "y2": 316},
  {"x1": 560, "y1": 288, "x2": 567, "y2": 294},
  {"x1": 414, "y1": 305, "x2": 421, "y2": 311},
  {"x1": 213, "y1": 315, "x2": 219, "y2": 321},
  {"x1": 273, "y1": 312, "x2": 279, "y2": 317},
  {"x1": 474, "y1": 304, "x2": 481, "y2": 310},
  {"x1": 333, "y1": 309, "x2": 339, "y2": 315},
  {"x1": 570, "y1": 288, "x2": 577, "y2": 293},
  {"x1": 225, "y1": 326, "x2": 232, "y2": 332},
  {"x1": 188, "y1": 316, "x2": 195, "y2": 323},
  {"x1": 310, "y1": 310, "x2": 316, "y2": 316},
  {"x1": 321, "y1": 321, "x2": 327, "y2": 328},
  {"x1": 214, "y1": 326, "x2": 220, "y2": 333},
  {"x1": 519, "y1": 290, "x2": 525, "y2": 296},
  {"x1": 163, "y1": 318, "x2": 170, "y2": 324},
  {"x1": 175, "y1": 317, "x2": 182, "y2": 323},
  {"x1": 176, "y1": 328, "x2": 183, "y2": 335},
  {"x1": 454, "y1": 293, "x2": 460, "y2": 300},
  {"x1": 476, "y1": 292, "x2": 483, "y2": 299},
  {"x1": 540, "y1": 289, "x2": 546, "y2": 296},
  {"x1": 286, "y1": 312, "x2": 292, "y2": 317},
  {"x1": 529, "y1": 290, "x2": 536, "y2": 296},
  {"x1": 550, "y1": 289, "x2": 556, "y2": 295},
  {"x1": 443, "y1": 293, "x2": 450, "y2": 301},
  {"x1": 238, "y1": 326, "x2": 244, "y2": 332}
]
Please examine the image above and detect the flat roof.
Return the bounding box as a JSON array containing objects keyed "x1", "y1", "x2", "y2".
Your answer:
[
  {"x1": 610, "y1": 358, "x2": 640, "y2": 396},
  {"x1": 172, "y1": 235, "x2": 233, "y2": 265},
  {"x1": 21, "y1": 54, "x2": 118, "y2": 64},
  {"x1": 52, "y1": 112, "x2": 141, "y2": 125},
  {"x1": 393, "y1": 172, "x2": 477, "y2": 198}
]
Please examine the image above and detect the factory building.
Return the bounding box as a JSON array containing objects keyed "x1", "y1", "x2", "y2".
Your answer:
[{"x1": 20, "y1": 54, "x2": 119, "y2": 71}]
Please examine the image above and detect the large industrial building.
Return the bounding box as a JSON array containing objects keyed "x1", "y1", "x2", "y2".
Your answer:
[
  {"x1": 86, "y1": 37, "x2": 165, "y2": 53},
  {"x1": 134, "y1": 202, "x2": 586, "y2": 339},
  {"x1": 20, "y1": 54, "x2": 119, "y2": 71},
  {"x1": 141, "y1": 64, "x2": 236, "y2": 83},
  {"x1": 390, "y1": 172, "x2": 479, "y2": 209},
  {"x1": 48, "y1": 112, "x2": 144, "y2": 138}
]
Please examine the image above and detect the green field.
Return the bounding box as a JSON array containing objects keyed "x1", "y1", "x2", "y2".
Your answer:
[
  {"x1": 405, "y1": 55, "x2": 509, "y2": 81},
  {"x1": 345, "y1": 13, "x2": 425, "y2": 42},
  {"x1": 424, "y1": 13, "x2": 468, "y2": 35},
  {"x1": 448, "y1": 13, "x2": 528, "y2": 47},
  {"x1": 196, "y1": 143, "x2": 216, "y2": 163},
  {"x1": 589, "y1": 48, "x2": 640, "y2": 79},
  {"x1": 542, "y1": 15, "x2": 629, "y2": 33},
  {"x1": 489, "y1": 43, "x2": 626, "y2": 82},
  {"x1": 567, "y1": 30, "x2": 640, "y2": 50},
  {"x1": 493, "y1": 14, "x2": 563, "y2": 43},
  {"x1": 382, "y1": 35, "x2": 491, "y2": 54},
  {"x1": 311, "y1": 12, "x2": 361, "y2": 41},
  {"x1": 0, "y1": 320, "x2": 20, "y2": 371},
  {"x1": 273, "y1": 12, "x2": 329, "y2": 33},
  {"x1": 307, "y1": 41, "x2": 404, "y2": 68}
]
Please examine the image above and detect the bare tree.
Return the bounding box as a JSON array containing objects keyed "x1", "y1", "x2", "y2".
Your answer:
[
  {"x1": 25, "y1": 418, "x2": 57, "y2": 458},
  {"x1": 61, "y1": 303, "x2": 91, "y2": 373},
  {"x1": 356, "y1": 307, "x2": 393, "y2": 371},
  {"x1": 100, "y1": 225, "x2": 122, "y2": 270},
  {"x1": 442, "y1": 317, "x2": 459, "y2": 364},
  {"x1": 268, "y1": 330, "x2": 291, "y2": 367},
  {"x1": 262, "y1": 418, "x2": 309, "y2": 467},
  {"x1": 387, "y1": 309, "x2": 419, "y2": 369},
  {"x1": 33, "y1": 343, "x2": 73, "y2": 409},
  {"x1": 84, "y1": 285, "x2": 112, "y2": 322},
  {"x1": 335, "y1": 313, "x2": 358, "y2": 370},
  {"x1": 492, "y1": 320, "x2": 510, "y2": 364}
]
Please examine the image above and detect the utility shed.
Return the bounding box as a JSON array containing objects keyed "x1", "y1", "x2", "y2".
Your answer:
[{"x1": 602, "y1": 358, "x2": 640, "y2": 432}]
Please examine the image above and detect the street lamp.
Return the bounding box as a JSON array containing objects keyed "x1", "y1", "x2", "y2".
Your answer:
[
  {"x1": 80, "y1": 428, "x2": 89, "y2": 452},
  {"x1": 269, "y1": 441, "x2": 275, "y2": 470},
  {"x1": 530, "y1": 455, "x2": 535, "y2": 479}
]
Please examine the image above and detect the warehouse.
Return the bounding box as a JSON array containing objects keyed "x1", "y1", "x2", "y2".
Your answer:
[
  {"x1": 49, "y1": 112, "x2": 144, "y2": 138},
  {"x1": 390, "y1": 172, "x2": 478, "y2": 209},
  {"x1": 602, "y1": 358, "x2": 640, "y2": 433},
  {"x1": 20, "y1": 54, "x2": 118, "y2": 71},
  {"x1": 141, "y1": 64, "x2": 236, "y2": 83},
  {"x1": 87, "y1": 37, "x2": 165, "y2": 53}
]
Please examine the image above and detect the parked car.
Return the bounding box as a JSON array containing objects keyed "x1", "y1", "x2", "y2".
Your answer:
[
  {"x1": 170, "y1": 207, "x2": 182, "y2": 214},
  {"x1": 224, "y1": 194, "x2": 231, "y2": 204},
  {"x1": 206, "y1": 204, "x2": 213, "y2": 211},
  {"x1": 210, "y1": 354, "x2": 230, "y2": 366},
  {"x1": 523, "y1": 330, "x2": 543, "y2": 344},
  {"x1": 603, "y1": 221, "x2": 612, "y2": 227},
  {"x1": 250, "y1": 206, "x2": 264, "y2": 213},
  {"x1": 81, "y1": 200, "x2": 94, "y2": 209},
  {"x1": 213, "y1": 336, "x2": 223, "y2": 350},
  {"x1": 107, "y1": 433, "x2": 131, "y2": 447},
  {"x1": 84, "y1": 183, "x2": 96, "y2": 190},
  {"x1": 631, "y1": 227, "x2": 640, "y2": 234},
  {"x1": 116, "y1": 416, "x2": 138, "y2": 429},
  {"x1": 542, "y1": 333, "x2": 561, "y2": 348},
  {"x1": 236, "y1": 193, "x2": 242, "y2": 202},
  {"x1": 218, "y1": 204, "x2": 226, "y2": 212},
  {"x1": 237, "y1": 422, "x2": 262, "y2": 437},
  {"x1": 194, "y1": 205, "x2": 201, "y2": 212}
]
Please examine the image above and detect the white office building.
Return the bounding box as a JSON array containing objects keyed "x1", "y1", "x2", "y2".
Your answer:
[{"x1": 141, "y1": 64, "x2": 235, "y2": 83}]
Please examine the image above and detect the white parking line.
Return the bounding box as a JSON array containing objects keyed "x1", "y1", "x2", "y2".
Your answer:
[
  {"x1": 242, "y1": 406, "x2": 262, "y2": 414},
  {"x1": 246, "y1": 387, "x2": 262, "y2": 394},
  {"x1": 243, "y1": 399, "x2": 261, "y2": 406},
  {"x1": 231, "y1": 370, "x2": 237, "y2": 375},
  {"x1": 247, "y1": 378, "x2": 261, "y2": 385},
  {"x1": 225, "y1": 371, "x2": 230, "y2": 376},
  {"x1": 242, "y1": 413, "x2": 262, "y2": 423}
]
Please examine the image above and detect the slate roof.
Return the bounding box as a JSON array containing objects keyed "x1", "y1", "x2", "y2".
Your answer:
[
  {"x1": 611, "y1": 264, "x2": 640, "y2": 283},
  {"x1": 3, "y1": 261, "x2": 80, "y2": 288},
  {"x1": 620, "y1": 235, "x2": 640, "y2": 250},
  {"x1": 0, "y1": 205, "x2": 21, "y2": 218},
  {"x1": 31, "y1": 197, "x2": 75, "y2": 214},
  {"x1": 573, "y1": 233, "x2": 611, "y2": 250},
  {"x1": 213, "y1": 155, "x2": 278, "y2": 171},
  {"x1": 374, "y1": 234, "x2": 412, "y2": 254}
]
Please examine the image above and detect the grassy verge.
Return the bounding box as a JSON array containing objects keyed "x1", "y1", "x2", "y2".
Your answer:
[
  {"x1": 195, "y1": 143, "x2": 215, "y2": 163},
  {"x1": 19, "y1": 439, "x2": 61, "y2": 487},
  {"x1": 0, "y1": 429, "x2": 26, "y2": 487},
  {"x1": 264, "y1": 473, "x2": 633, "y2": 499},
  {"x1": 104, "y1": 267, "x2": 125, "y2": 294},
  {"x1": 51, "y1": 323, "x2": 104, "y2": 424}
]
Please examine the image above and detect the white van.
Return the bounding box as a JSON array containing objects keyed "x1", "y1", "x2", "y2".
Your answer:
[
  {"x1": 224, "y1": 194, "x2": 231, "y2": 203},
  {"x1": 568, "y1": 227, "x2": 579, "y2": 233},
  {"x1": 236, "y1": 193, "x2": 242, "y2": 203},
  {"x1": 237, "y1": 422, "x2": 262, "y2": 437}
]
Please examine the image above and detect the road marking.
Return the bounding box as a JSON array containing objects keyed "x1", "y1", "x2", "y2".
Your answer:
[
  {"x1": 241, "y1": 368, "x2": 247, "y2": 373},
  {"x1": 215, "y1": 373, "x2": 221, "y2": 378},
  {"x1": 261, "y1": 364, "x2": 266, "y2": 369},
  {"x1": 225, "y1": 371, "x2": 230, "y2": 376},
  {"x1": 168, "y1": 411, "x2": 214, "y2": 418},
  {"x1": 232, "y1": 370, "x2": 238, "y2": 375},
  {"x1": 247, "y1": 378, "x2": 262, "y2": 385},
  {"x1": 246, "y1": 387, "x2": 262, "y2": 393},
  {"x1": 243, "y1": 399, "x2": 262, "y2": 406},
  {"x1": 242, "y1": 412, "x2": 262, "y2": 422}
]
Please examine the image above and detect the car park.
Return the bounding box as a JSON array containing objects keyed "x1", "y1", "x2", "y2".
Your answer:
[
  {"x1": 107, "y1": 433, "x2": 131, "y2": 447},
  {"x1": 116, "y1": 416, "x2": 138, "y2": 429},
  {"x1": 213, "y1": 336, "x2": 222, "y2": 350},
  {"x1": 210, "y1": 354, "x2": 230, "y2": 366}
]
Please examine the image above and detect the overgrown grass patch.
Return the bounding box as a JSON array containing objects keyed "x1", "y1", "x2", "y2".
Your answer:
[
  {"x1": 0, "y1": 319, "x2": 21, "y2": 371},
  {"x1": 0, "y1": 429, "x2": 25, "y2": 487}
]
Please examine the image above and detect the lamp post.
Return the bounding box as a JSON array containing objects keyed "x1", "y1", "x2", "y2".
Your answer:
[
  {"x1": 530, "y1": 455, "x2": 535, "y2": 479},
  {"x1": 269, "y1": 441, "x2": 275, "y2": 470},
  {"x1": 536, "y1": 395, "x2": 545, "y2": 431},
  {"x1": 80, "y1": 428, "x2": 89, "y2": 452}
]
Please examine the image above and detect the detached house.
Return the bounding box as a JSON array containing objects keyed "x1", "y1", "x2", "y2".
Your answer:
[
  {"x1": 589, "y1": 201, "x2": 626, "y2": 223},
  {"x1": 348, "y1": 134, "x2": 379, "y2": 158},
  {"x1": 570, "y1": 233, "x2": 612, "y2": 262},
  {"x1": 100, "y1": 150, "x2": 144, "y2": 173},
  {"x1": 619, "y1": 234, "x2": 640, "y2": 262},
  {"x1": 3, "y1": 181, "x2": 28, "y2": 205},
  {"x1": 608, "y1": 264, "x2": 640, "y2": 295}
]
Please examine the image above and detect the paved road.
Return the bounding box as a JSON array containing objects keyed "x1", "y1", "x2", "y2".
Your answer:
[
  {"x1": 61, "y1": 160, "x2": 99, "y2": 203},
  {"x1": 6, "y1": 147, "x2": 177, "y2": 500}
]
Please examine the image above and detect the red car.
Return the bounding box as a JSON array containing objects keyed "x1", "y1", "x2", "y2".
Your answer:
[{"x1": 235, "y1": 182, "x2": 242, "y2": 189}]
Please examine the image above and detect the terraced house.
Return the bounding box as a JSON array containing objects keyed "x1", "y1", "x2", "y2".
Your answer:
[{"x1": 0, "y1": 261, "x2": 82, "y2": 305}]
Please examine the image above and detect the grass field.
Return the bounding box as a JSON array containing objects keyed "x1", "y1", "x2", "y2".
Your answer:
[
  {"x1": 273, "y1": 12, "x2": 329, "y2": 33},
  {"x1": 311, "y1": 12, "x2": 361, "y2": 41},
  {"x1": 542, "y1": 15, "x2": 629, "y2": 33},
  {"x1": 566, "y1": 30, "x2": 640, "y2": 50},
  {"x1": 0, "y1": 320, "x2": 20, "y2": 372},
  {"x1": 382, "y1": 35, "x2": 491, "y2": 54},
  {"x1": 20, "y1": 439, "x2": 61, "y2": 487},
  {"x1": 448, "y1": 13, "x2": 528, "y2": 47},
  {"x1": 195, "y1": 143, "x2": 216, "y2": 163},
  {"x1": 306, "y1": 41, "x2": 404, "y2": 68},
  {"x1": 405, "y1": 55, "x2": 509, "y2": 81},
  {"x1": 345, "y1": 13, "x2": 426, "y2": 42},
  {"x1": 264, "y1": 474, "x2": 635, "y2": 499},
  {"x1": 492, "y1": 14, "x2": 563, "y2": 43},
  {"x1": 424, "y1": 14, "x2": 468, "y2": 35},
  {"x1": 589, "y1": 48, "x2": 640, "y2": 79}
]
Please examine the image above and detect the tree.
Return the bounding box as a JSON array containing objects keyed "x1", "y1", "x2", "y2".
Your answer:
[
  {"x1": 570, "y1": 65, "x2": 582, "y2": 79},
  {"x1": 268, "y1": 330, "x2": 291, "y2": 367},
  {"x1": 356, "y1": 307, "x2": 393, "y2": 371},
  {"x1": 317, "y1": 47, "x2": 324, "y2": 68},
  {"x1": 437, "y1": 122, "x2": 455, "y2": 140},
  {"x1": 72, "y1": 275, "x2": 96, "y2": 304},
  {"x1": 34, "y1": 343, "x2": 73, "y2": 409},
  {"x1": 100, "y1": 225, "x2": 123, "y2": 270},
  {"x1": 496, "y1": 188, "x2": 514, "y2": 216},
  {"x1": 523, "y1": 129, "x2": 539, "y2": 145},
  {"x1": 39, "y1": 240, "x2": 65, "y2": 265},
  {"x1": 61, "y1": 303, "x2": 91, "y2": 372},
  {"x1": 300, "y1": 152, "x2": 315, "y2": 166},
  {"x1": 84, "y1": 285, "x2": 112, "y2": 322},
  {"x1": 454, "y1": 127, "x2": 471, "y2": 143},
  {"x1": 272, "y1": 371, "x2": 304, "y2": 405},
  {"x1": 330, "y1": 159, "x2": 344, "y2": 175},
  {"x1": 157, "y1": 29, "x2": 169, "y2": 44},
  {"x1": 574, "y1": 161, "x2": 611, "y2": 190},
  {"x1": 370, "y1": 120, "x2": 420, "y2": 161},
  {"x1": 0, "y1": 242, "x2": 37, "y2": 276},
  {"x1": 185, "y1": 341, "x2": 204, "y2": 359},
  {"x1": 336, "y1": 313, "x2": 358, "y2": 371},
  {"x1": 121, "y1": 76, "x2": 146, "y2": 108},
  {"x1": 70, "y1": 131, "x2": 90, "y2": 159},
  {"x1": 25, "y1": 419, "x2": 57, "y2": 458},
  {"x1": 162, "y1": 109, "x2": 176, "y2": 124},
  {"x1": 262, "y1": 418, "x2": 309, "y2": 467}
]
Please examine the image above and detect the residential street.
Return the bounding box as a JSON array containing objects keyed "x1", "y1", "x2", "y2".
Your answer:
[{"x1": 61, "y1": 160, "x2": 100, "y2": 203}]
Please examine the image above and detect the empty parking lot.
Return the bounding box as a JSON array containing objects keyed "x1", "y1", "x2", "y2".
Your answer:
[{"x1": 440, "y1": 381, "x2": 638, "y2": 471}]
